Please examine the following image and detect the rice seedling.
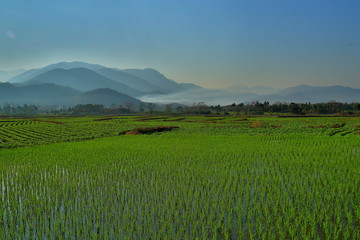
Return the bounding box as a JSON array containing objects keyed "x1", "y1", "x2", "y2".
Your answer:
[{"x1": 0, "y1": 116, "x2": 359, "y2": 239}]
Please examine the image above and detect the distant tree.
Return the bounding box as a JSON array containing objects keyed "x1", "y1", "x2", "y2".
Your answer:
[
  {"x1": 214, "y1": 105, "x2": 222, "y2": 113},
  {"x1": 73, "y1": 104, "x2": 104, "y2": 114},
  {"x1": 147, "y1": 102, "x2": 156, "y2": 113},
  {"x1": 191, "y1": 102, "x2": 209, "y2": 114},
  {"x1": 354, "y1": 103, "x2": 360, "y2": 111},
  {"x1": 165, "y1": 104, "x2": 173, "y2": 113},
  {"x1": 289, "y1": 103, "x2": 303, "y2": 115},
  {"x1": 138, "y1": 102, "x2": 145, "y2": 113},
  {"x1": 2, "y1": 103, "x2": 13, "y2": 114},
  {"x1": 124, "y1": 102, "x2": 133, "y2": 112},
  {"x1": 176, "y1": 106, "x2": 183, "y2": 113}
]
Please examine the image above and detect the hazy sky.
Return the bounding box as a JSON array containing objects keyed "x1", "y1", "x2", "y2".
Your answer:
[{"x1": 1, "y1": 0, "x2": 360, "y2": 88}]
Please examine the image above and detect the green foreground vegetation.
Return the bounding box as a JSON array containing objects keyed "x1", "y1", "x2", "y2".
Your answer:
[{"x1": 0, "y1": 115, "x2": 359, "y2": 239}]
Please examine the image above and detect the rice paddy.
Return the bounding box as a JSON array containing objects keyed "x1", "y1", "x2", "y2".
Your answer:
[{"x1": 0, "y1": 115, "x2": 359, "y2": 239}]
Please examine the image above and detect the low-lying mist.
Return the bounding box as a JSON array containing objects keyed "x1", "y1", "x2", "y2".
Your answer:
[{"x1": 138, "y1": 88, "x2": 257, "y2": 106}]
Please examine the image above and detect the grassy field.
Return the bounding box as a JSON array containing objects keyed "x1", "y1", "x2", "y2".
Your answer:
[{"x1": 0, "y1": 115, "x2": 359, "y2": 239}]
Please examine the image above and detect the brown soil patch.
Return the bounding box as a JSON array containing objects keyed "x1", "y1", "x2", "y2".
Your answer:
[
  {"x1": 135, "y1": 117, "x2": 169, "y2": 122},
  {"x1": 330, "y1": 123, "x2": 346, "y2": 128},
  {"x1": 305, "y1": 125, "x2": 327, "y2": 128},
  {"x1": 163, "y1": 118, "x2": 186, "y2": 122},
  {"x1": 205, "y1": 118, "x2": 226, "y2": 121},
  {"x1": 93, "y1": 118, "x2": 114, "y2": 121},
  {"x1": 251, "y1": 120, "x2": 262, "y2": 128},
  {"x1": 32, "y1": 119, "x2": 64, "y2": 125},
  {"x1": 120, "y1": 126, "x2": 179, "y2": 135}
]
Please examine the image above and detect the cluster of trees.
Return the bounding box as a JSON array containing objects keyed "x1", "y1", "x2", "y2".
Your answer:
[
  {"x1": 163, "y1": 101, "x2": 360, "y2": 115},
  {"x1": 70, "y1": 104, "x2": 132, "y2": 114},
  {"x1": 0, "y1": 101, "x2": 359, "y2": 116},
  {"x1": 219, "y1": 101, "x2": 360, "y2": 115},
  {"x1": 0, "y1": 104, "x2": 40, "y2": 115}
]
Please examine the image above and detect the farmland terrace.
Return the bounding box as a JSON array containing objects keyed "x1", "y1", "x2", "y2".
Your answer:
[{"x1": 0, "y1": 115, "x2": 359, "y2": 239}]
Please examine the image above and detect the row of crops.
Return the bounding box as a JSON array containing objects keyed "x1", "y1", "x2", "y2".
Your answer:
[
  {"x1": 0, "y1": 115, "x2": 359, "y2": 239},
  {"x1": 0, "y1": 118, "x2": 139, "y2": 149},
  {"x1": 0, "y1": 116, "x2": 359, "y2": 149},
  {"x1": 1, "y1": 134, "x2": 359, "y2": 239}
]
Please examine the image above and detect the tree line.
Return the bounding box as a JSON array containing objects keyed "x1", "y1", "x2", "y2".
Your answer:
[{"x1": 0, "y1": 101, "x2": 359, "y2": 116}]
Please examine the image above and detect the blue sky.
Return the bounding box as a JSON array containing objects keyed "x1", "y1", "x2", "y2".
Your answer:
[{"x1": 1, "y1": 0, "x2": 360, "y2": 88}]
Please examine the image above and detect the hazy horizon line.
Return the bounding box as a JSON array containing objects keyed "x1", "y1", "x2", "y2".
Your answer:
[{"x1": 1, "y1": 60, "x2": 359, "y2": 90}]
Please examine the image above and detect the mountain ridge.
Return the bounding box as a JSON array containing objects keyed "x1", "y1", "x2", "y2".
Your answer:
[
  {"x1": 2, "y1": 61, "x2": 359, "y2": 106},
  {"x1": 122, "y1": 68, "x2": 185, "y2": 93},
  {"x1": 8, "y1": 62, "x2": 106, "y2": 83},
  {"x1": 93, "y1": 68, "x2": 162, "y2": 94},
  {"x1": 0, "y1": 82, "x2": 142, "y2": 106},
  {"x1": 76, "y1": 88, "x2": 142, "y2": 107},
  {"x1": 6, "y1": 61, "x2": 199, "y2": 96},
  {"x1": 24, "y1": 67, "x2": 143, "y2": 96}
]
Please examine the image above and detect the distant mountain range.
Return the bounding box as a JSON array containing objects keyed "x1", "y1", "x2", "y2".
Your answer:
[
  {"x1": 0, "y1": 61, "x2": 201, "y2": 106},
  {"x1": 0, "y1": 82, "x2": 141, "y2": 106},
  {"x1": 25, "y1": 68, "x2": 142, "y2": 97},
  {"x1": 223, "y1": 84, "x2": 280, "y2": 95},
  {"x1": 140, "y1": 85, "x2": 360, "y2": 106},
  {"x1": 0, "y1": 69, "x2": 26, "y2": 82},
  {"x1": 8, "y1": 62, "x2": 104, "y2": 83},
  {"x1": 0, "y1": 61, "x2": 359, "y2": 106},
  {"x1": 75, "y1": 88, "x2": 142, "y2": 107},
  {"x1": 0, "y1": 82, "x2": 80, "y2": 105},
  {"x1": 7, "y1": 61, "x2": 197, "y2": 95}
]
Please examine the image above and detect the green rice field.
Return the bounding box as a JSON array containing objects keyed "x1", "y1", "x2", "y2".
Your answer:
[{"x1": 0, "y1": 115, "x2": 359, "y2": 239}]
